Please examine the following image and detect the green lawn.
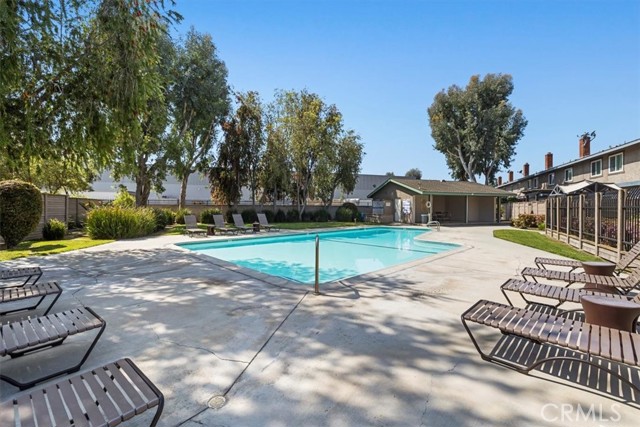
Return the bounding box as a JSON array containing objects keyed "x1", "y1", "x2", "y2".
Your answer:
[
  {"x1": 493, "y1": 229, "x2": 602, "y2": 261},
  {"x1": 0, "y1": 236, "x2": 114, "y2": 261}
]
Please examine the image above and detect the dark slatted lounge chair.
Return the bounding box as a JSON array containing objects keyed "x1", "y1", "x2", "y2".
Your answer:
[
  {"x1": 0, "y1": 281, "x2": 62, "y2": 316},
  {"x1": 0, "y1": 267, "x2": 42, "y2": 287},
  {"x1": 257, "y1": 213, "x2": 280, "y2": 232},
  {"x1": 520, "y1": 266, "x2": 640, "y2": 294},
  {"x1": 213, "y1": 214, "x2": 238, "y2": 235},
  {"x1": 1, "y1": 306, "x2": 105, "y2": 389},
  {"x1": 0, "y1": 358, "x2": 164, "y2": 427},
  {"x1": 184, "y1": 214, "x2": 207, "y2": 237},
  {"x1": 501, "y1": 277, "x2": 640, "y2": 308},
  {"x1": 462, "y1": 299, "x2": 640, "y2": 394},
  {"x1": 232, "y1": 213, "x2": 252, "y2": 234},
  {"x1": 534, "y1": 240, "x2": 640, "y2": 274}
]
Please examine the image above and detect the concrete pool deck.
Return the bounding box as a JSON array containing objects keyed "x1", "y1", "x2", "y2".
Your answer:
[{"x1": 1, "y1": 225, "x2": 638, "y2": 426}]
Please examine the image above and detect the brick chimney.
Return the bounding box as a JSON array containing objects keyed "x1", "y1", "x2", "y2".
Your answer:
[
  {"x1": 580, "y1": 135, "x2": 591, "y2": 158},
  {"x1": 508, "y1": 170, "x2": 513, "y2": 182},
  {"x1": 523, "y1": 163, "x2": 529, "y2": 177},
  {"x1": 497, "y1": 176, "x2": 503, "y2": 186},
  {"x1": 545, "y1": 152, "x2": 553, "y2": 169}
]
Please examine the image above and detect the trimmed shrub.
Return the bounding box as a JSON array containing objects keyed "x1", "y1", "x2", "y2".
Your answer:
[
  {"x1": 261, "y1": 210, "x2": 275, "y2": 223},
  {"x1": 112, "y1": 187, "x2": 135, "y2": 208},
  {"x1": 314, "y1": 209, "x2": 330, "y2": 222},
  {"x1": 241, "y1": 209, "x2": 258, "y2": 223},
  {"x1": 341, "y1": 202, "x2": 359, "y2": 220},
  {"x1": 301, "y1": 211, "x2": 314, "y2": 222},
  {"x1": 42, "y1": 218, "x2": 67, "y2": 240},
  {"x1": 513, "y1": 214, "x2": 545, "y2": 229},
  {"x1": 200, "y1": 208, "x2": 222, "y2": 224},
  {"x1": 0, "y1": 180, "x2": 43, "y2": 248},
  {"x1": 174, "y1": 208, "x2": 192, "y2": 224},
  {"x1": 152, "y1": 208, "x2": 175, "y2": 231},
  {"x1": 274, "y1": 209, "x2": 286, "y2": 223},
  {"x1": 334, "y1": 206, "x2": 354, "y2": 222},
  {"x1": 86, "y1": 206, "x2": 156, "y2": 239},
  {"x1": 286, "y1": 209, "x2": 299, "y2": 222}
]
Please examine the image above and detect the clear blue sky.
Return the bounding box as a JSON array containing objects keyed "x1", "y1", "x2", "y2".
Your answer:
[{"x1": 174, "y1": 0, "x2": 640, "y2": 181}]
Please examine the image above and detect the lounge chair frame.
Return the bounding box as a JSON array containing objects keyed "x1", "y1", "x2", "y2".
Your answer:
[
  {"x1": 213, "y1": 214, "x2": 239, "y2": 235},
  {"x1": 535, "y1": 240, "x2": 640, "y2": 274},
  {"x1": 521, "y1": 267, "x2": 640, "y2": 294},
  {"x1": 0, "y1": 358, "x2": 164, "y2": 427},
  {"x1": 462, "y1": 299, "x2": 640, "y2": 398},
  {"x1": 257, "y1": 213, "x2": 280, "y2": 232},
  {"x1": 1, "y1": 306, "x2": 106, "y2": 390},
  {"x1": 0, "y1": 267, "x2": 42, "y2": 287},
  {"x1": 0, "y1": 281, "x2": 62, "y2": 316},
  {"x1": 232, "y1": 213, "x2": 252, "y2": 233},
  {"x1": 183, "y1": 214, "x2": 207, "y2": 238}
]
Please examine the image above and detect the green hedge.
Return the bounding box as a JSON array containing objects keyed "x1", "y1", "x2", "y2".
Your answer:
[
  {"x1": 42, "y1": 218, "x2": 67, "y2": 240},
  {"x1": 152, "y1": 208, "x2": 175, "y2": 231},
  {"x1": 512, "y1": 214, "x2": 545, "y2": 229},
  {"x1": 86, "y1": 206, "x2": 156, "y2": 239},
  {"x1": 0, "y1": 180, "x2": 43, "y2": 248},
  {"x1": 199, "y1": 208, "x2": 221, "y2": 224},
  {"x1": 174, "y1": 208, "x2": 192, "y2": 224}
]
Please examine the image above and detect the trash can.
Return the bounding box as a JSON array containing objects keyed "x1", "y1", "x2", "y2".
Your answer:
[{"x1": 421, "y1": 214, "x2": 428, "y2": 224}]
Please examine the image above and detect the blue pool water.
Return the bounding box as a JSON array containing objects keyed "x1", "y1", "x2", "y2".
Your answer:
[{"x1": 178, "y1": 227, "x2": 459, "y2": 284}]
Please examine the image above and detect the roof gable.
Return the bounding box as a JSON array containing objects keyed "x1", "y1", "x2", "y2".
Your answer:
[{"x1": 368, "y1": 178, "x2": 515, "y2": 198}]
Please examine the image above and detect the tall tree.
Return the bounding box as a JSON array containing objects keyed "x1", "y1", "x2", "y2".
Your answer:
[
  {"x1": 314, "y1": 130, "x2": 364, "y2": 207},
  {"x1": 428, "y1": 74, "x2": 527, "y2": 184},
  {"x1": 111, "y1": 32, "x2": 176, "y2": 206},
  {"x1": 275, "y1": 90, "x2": 342, "y2": 219},
  {"x1": 0, "y1": 0, "x2": 180, "y2": 182},
  {"x1": 405, "y1": 168, "x2": 422, "y2": 179},
  {"x1": 259, "y1": 103, "x2": 291, "y2": 210},
  {"x1": 167, "y1": 28, "x2": 230, "y2": 208}
]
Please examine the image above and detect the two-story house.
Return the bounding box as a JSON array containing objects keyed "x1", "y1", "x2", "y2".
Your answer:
[{"x1": 497, "y1": 135, "x2": 640, "y2": 199}]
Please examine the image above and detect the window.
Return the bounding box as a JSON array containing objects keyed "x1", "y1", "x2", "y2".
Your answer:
[
  {"x1": 609, "y1": 153, "x2": 623, "y2": 173},
  {"x1": 533, "y1": 177, "x2": 538, "y2": 188},
  {"x1": 591, "y1": 159, "x2": 602, "y2": 177},
  {"x1": 564, "y1": 168, "x2": 573, "y2": 182},
  {"x1": 527, "y1": 180, "x2": 531, "y2": 189},
  {"x1": 548, "y1": 173, "x2": 555, "y2": 185}
]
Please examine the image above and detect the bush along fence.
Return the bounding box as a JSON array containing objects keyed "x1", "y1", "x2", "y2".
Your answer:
[{"x1": 546, "y1": 187, "x2": 640, "y2": 261}]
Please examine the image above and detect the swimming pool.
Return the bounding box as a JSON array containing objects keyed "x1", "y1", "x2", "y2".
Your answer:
[{"x1": 178, "y1": 227, "x2": 459, "y2": 284}]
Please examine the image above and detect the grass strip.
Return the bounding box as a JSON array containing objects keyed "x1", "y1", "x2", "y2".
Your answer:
[{"x1": 493, "y1": 229, "x2": 602, "y2": 261}]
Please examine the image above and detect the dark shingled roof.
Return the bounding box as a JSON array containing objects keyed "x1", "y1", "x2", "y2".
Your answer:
[{"x1": 368, "y1": 179, "x2": 515, "y2": 197}]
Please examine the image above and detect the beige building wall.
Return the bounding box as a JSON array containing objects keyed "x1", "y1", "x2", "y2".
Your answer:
[{"x1": 467, "y1": 196, "x2": 495, "y2": 222}]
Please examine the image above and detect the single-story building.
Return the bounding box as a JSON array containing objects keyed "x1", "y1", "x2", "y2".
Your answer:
[{"x1": 367, "y1": 178, "x2": 515, "y2": 224}]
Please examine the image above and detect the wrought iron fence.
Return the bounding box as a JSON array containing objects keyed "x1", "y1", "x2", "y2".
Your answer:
[{"x1": 547, "y1": 188, "x2": 640, "y2": 253}]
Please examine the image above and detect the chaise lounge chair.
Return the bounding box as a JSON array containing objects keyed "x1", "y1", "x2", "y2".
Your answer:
[
  {"x1": 534, "y1": 240, "x2": 640, "y2": 274},
  {"x1": 1, "y1": 306, "x2": 105, "y2": 389},
  {"x1": 183, "y1": 215, "x2": 207, "y2": 237},
  {"x1": 501, "y1": 277, "x2": 640, "y2": 308},
  {"x1": 0, "y1": 281, "x2": 62, "y2": 316},
  {"x1": 520, "y1": 266, "x2": 640, "y2": 294},
  {"x1": 213, "y1": 214, "x2": 239, "y2": 235},
  {"x1": 232, "y1": 213, "x2": 252, "y2": 234},
  {"x1": 462, "y1": 298, "x2": 640, "y2": 395},
  {"x1": 257, "y1": 213, "x2": 280, "y2": 232},
  {"x1": 1, "y1": 267, "x2": 43, "y2": 287},
  {"x1": 0, "y1": 358, "x2": 164, "y2": 427}
]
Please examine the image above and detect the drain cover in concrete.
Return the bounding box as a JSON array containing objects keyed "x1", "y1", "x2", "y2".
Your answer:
[{"x1": 207, "y1": 395, "x2": 227, "y2": 409}]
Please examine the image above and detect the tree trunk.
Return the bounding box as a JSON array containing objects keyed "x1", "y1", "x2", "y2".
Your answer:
[
  {"x1": 179, "y1": 174, "x2": 189, "y2": 209},
  {"x1": 272, "y1": 183, "x2": 277, "y2": 212}
]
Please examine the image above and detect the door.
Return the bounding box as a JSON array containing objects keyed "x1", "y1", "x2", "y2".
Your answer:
[{"x1": 394, "y1": 199, "x2": 402, "y2": 222}]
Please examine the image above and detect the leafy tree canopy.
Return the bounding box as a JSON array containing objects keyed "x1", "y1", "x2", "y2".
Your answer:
[
  {"x1": 405, "y1": 168, "x2": 422, "y2": 179},
  {"x1": 428, "y1": 73, "x2": 527, "y2": 184}
]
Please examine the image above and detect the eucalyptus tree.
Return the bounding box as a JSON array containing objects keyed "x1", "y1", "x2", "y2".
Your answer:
[
  {"x1": 314, "y1": 130, "x2": 364, "y2": 208},
  {"x1": 275, "y1": 90, "x2": 342, "y2": 219},
  {"x1": 405, "y1": 168, "x2": 422, "y2": 179},
  {"x1": 110, "y1": 32, "x2": 176, "y2": 206},
  {"x1": 259, "y1": 105, "x2": 291, "y2": 210},
  {"x1": 0, "y1": 0, "x2": 180, "y2": 186},
  {"x1": 210, "y1": 91, "x2": 265, "y2": 206},
  {"x1": 428, "y1": 73, "x2": 527, "y2": 184},
  {"x1": 167, "y1": 28, "x2": 230, "y2": 209}
]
